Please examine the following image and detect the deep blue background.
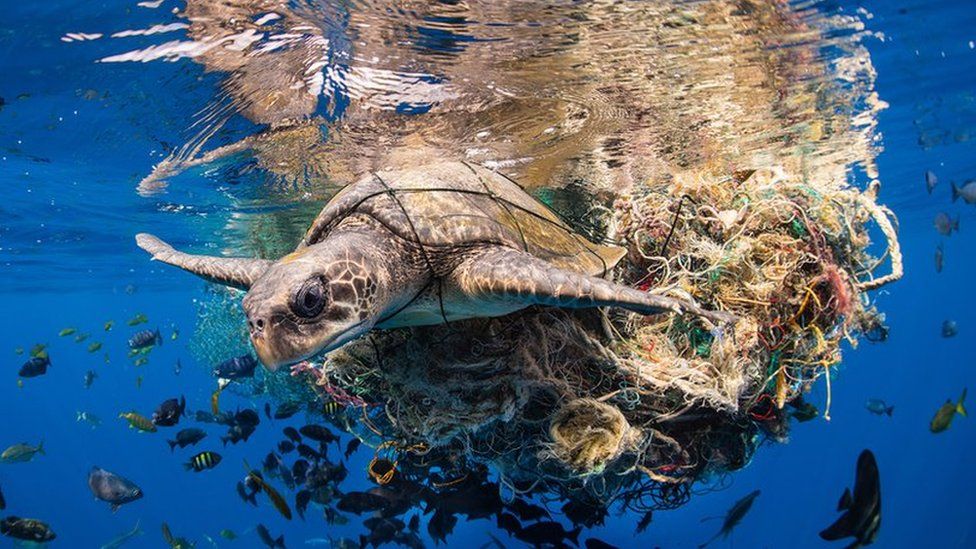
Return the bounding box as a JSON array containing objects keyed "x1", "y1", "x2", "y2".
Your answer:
[{"x1": 1, "y1": 0, "x2": 975, "y2": 547}]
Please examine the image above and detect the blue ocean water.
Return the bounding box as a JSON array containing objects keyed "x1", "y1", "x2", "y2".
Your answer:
[{"x1": 1, "y1": 0, "x2": 975, "y2": 548}]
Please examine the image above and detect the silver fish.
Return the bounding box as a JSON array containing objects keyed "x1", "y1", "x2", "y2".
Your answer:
[
  {"x1": 925, "y1": 170, "x2": 938, "y2": 194},
  {"x1": 934, "y1": 212, "x2": 959, "y2": 236},
  {"x1": 951, "y1": 180, "x2": 976, "y2": 204}
]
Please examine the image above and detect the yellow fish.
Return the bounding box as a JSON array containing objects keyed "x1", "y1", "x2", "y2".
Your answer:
[
  {"x1": 119, "y1": 412, "x2": 155, "y2": 432},
  {"x1": 211, "y1": 387, "x2": 222, "y2": 415},
  {"x1": 87, "y1": 342, "x2": 102, "y2": 353},
  {"x1": 126, "y1": 313, "x2": 148, "y2": 326},
  {"x1": 58, "y1": 328, "x2": 77, "y2": 337},
  {"x1": 104, "y1": 321, "x2": 114, "y2": 331}
]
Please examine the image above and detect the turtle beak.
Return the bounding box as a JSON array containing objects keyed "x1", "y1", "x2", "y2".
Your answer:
[{"x1": 250, "y1": 335, "x2": 285, "y2": 372}]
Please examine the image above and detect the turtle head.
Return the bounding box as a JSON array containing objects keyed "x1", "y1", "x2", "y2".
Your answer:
[
  {"x1": 136, "y1": 232, "x2": 386, "y2": 371},
  {"x1": 242, "y1": 238, "x2": 385, "y2": 370}
]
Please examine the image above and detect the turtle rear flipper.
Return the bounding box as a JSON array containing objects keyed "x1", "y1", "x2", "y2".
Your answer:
[{"x1": 452, "y1": 246, "x2": 736, "y2": 325}]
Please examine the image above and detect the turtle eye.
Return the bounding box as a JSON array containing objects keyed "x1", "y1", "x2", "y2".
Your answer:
[{"x1": 292, "y1": 277, "x2": 326, "y2": 318}]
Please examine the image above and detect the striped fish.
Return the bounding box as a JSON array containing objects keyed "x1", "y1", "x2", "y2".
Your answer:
[
  {"x1": 119, "y1": 412, "x2": 156, "y2": 433},
  {"x1": 185, "y1": 451, "x2": 222, "y2": 472},
  {"x1": 322, "y1": 401, "x2": 343, "y2": 415}
]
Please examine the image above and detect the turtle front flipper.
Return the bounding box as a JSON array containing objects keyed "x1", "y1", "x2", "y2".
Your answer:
[
  {"x1": 135, "y1": 233, "x2": 272, "y2": 290},
  {"x1": 452, "y1": 247, "x2": 736, "y2": 325}
]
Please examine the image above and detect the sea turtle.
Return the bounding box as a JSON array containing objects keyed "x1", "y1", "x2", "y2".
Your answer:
[{"x1": 136, "y1": 161, "x2": 733, "y2": 370}]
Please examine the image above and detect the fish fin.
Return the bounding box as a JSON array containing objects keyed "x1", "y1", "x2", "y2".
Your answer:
[
  {"x1": 37, "y1": 440, "x2": 44, "y2": 455},
  {"x1": 837, "y1": 488, "x2": 853, "y2": 511},
  {"x1": 567, "y1": 527, "x2": 581, "y2": 545},
  {"x1": 958, "y1": 388, "x2": 967, "y2": 417},
  {"x1": 819, "y1": 511, "x2": 856, "y2": 541},
  {"x1": 276, "y1": 535, "x2": 286, "y2": 548},
  {"x1": 111, "y1": 504, "x2": 120, "y2": 513},
  {"x1": 885, "y1": 406, "x2": 894, "y2": 417},
  {"x1": 168, "y1": 440, "x2": 177, "y2": 452},
  {"x1": 951, "y1": 181, "x2": 959, "y2": 202}
]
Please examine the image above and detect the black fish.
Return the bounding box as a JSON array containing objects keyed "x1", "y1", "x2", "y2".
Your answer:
[
  {"x1": 296, "y1": 444, "x2": 320, "y2": 461},
  {"x1": 516, "y1": 521, "x2": 580, "y2": 547},
  {"x1": 152, "y1": 396, "x2": 186, "y2": 427},
  {"x1": 234, "y1": 408, "x2": 261, "y2": 427},
  {"x1": 508, "y1": 498, "x2": 550, "y2": 523},
  {"x1": 362, "y1": 517, "x2": 405, "y2": 547},
  {"x1": 299, "y1": 425, "x2": 338, "y2": 444},
  {"x1": 427, "y1": 510, "x2": 456, "y2": 545},
  {"x1": 344, "y1": 438, "x2": 362, "y2": 460},
  {"x1": 283, "y1": 427, "x2": 302, "y2": 444},
  {"x1": 18, "y1": 356, "x2": 51, "y2": 378},
  {"x1": 184, "y1": 451, "x2": 222, "y2": 472},
  {"x1": 586, "y1": 539, "x2": 620, "y2": 549},
  {"x1": 699, "y1": 490, "x2": 761, "y2": 548},
  {"x1": 273, "y1": 402, "x2": 302, "y2": 420},
  {"x1": 296, "y1": 490, "x2": 311, "y2": 520},
  {"x1": 237, "y1": 480, "x2": 258, "y2": 506},
  {"x1": 262, "y1": 452, "x2": 282, "y2": 474},
  {"x1": 496, "y1": 512, "x2": 522, "y2": 536},
  {"x1": 128, "y1": 329, "x2": 161, "y2": 350},
  {"x1": 88, "y1": 467, "x2": 144, "y2": 511},
  {"x1": 278, "y1": 440, "x2": 296, "y2": 454},
  {"x1": 408, "y1": 514, "x2": 419, "y2": 532},
  {"x1": 561, "y1": 499, "x2": 607, "y2": 528},
  {"x1": 214, "y1": 354, "x2": 257, "y2": 380},
  {"x1": 83, "y1": 370, "x2": 97, "y2": 389},
  {"x1": 256, "y1": 523, "x2": 286, "y2": 549},
  {"x1": 635, "y1": 510, "x2": 654, "y2": 533},
  {"x1": 222, "y1": 423, "x2": 256, "y2": 446},
  {"x1": 0, "y1": 516, "x2": 56, "y2": 543},
  {"x1": 337, "y1": 491, "x2": 390, "y2": 514},
  {"x1": 292, "y1": 459, "x2": 309, "y2": 483},
  {"x1": 820, "y1": 449, "x2": 881, "y2": 548},
  {"x1": 0, "y1": 483, "x2": 5, "y2": 510},
  {"x1": 168, "y1": 428, "x2": 206, "y2": 451}
]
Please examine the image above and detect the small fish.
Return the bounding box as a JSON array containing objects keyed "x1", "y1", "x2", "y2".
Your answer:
[
  {"x1": 699, "y1": 490, "x2": 761, "y2": 548},
  {"x1": 497, "y1": 512, "x2": 522, "y2": 536},
  {"x1": 930, "y1": 388, "x2": 967, "y2": 433},
  {"x1": 821, "y1": 449, "x2": 881, "y2": 548},
  {"x1": 185, "y1": 451, "x2": 222, "y2": 472},
  {"x1": 74, "y1": 332, "x2": 90, "y2": 343},
  {"x1": 322, "y1": 401, "x2": 342, "y2": 415},
  {"x1": 0, "y1": 482, "x2": 5, "y2": 510},
  {"x1": 77, "y1": 411, "x2": 102, "y2": 428},
  {"x1": 84, "y1": 370, "x2": 98, "y2": 389},
  {"x1": 237, "y1": 480, "x2": 258, "y2": 507},
  {"x1": 789, "y1": 398, "x2": 819, "y2": 422},
  {"x1": 168, "y1": 428, "x2": 207, "y2": 451},
  {"x1": 636, "y1": 510, "x2": 654, "y2": 533},
  {"x1": 925, "y1": 170, "x2": 938, "y2": 194},
  {"x1": 515, "y1": 521, "x2": 580, "y2": 548},
  {"x1": 59, "y1": 327, "x2": 77, "y2": 337},
  {"x1": 211, "y1": 387, "x2": 222, "y2": 415},
  {"x1": 296, "y1": 490, "x2": 312, "y2": 520},
  {"x1": 278, "y1": 440, "x2": 295, "y2": 454},
  {"x1": 170, "y1": 327, "x2": 179, "y2": 341},
  {"x1": 152, "y1": 396, "x2": 187, "y2": 427},
  {"x1": 104, "y1": 321, "x2": 114, "y2": 331},
  {"x1": 865, "y1": 399, "x2": 894, "y2": 417},
  {"x1": 161, "y1": 522, "x2": 193, "y2": 549},
  {"x1": 934, "y1": 212, "x2": 959, "y2": 236},
  {"x1": 220, "y1": 529, "x2": 237, "y2": 540},
  {"x1": 119, "y1": 412, "x2": 156, "y2": 433},
  {"x1": 247, "y1": 466, "x2": 293, "y2": 520},
  {"x1": 274, "y1": 402, "x2": 302, "y2": 420},
  {"x1": 126, "y1": 313, "x2": 148, "y2": 326},
  {"x1": 0, "y1": 516, "x2": 56, "y2": 543},
  {"x1": 507, "y1": 498, "x2": 550, "y2": 523},
  {"x1": 87, "y1": 341, "x2": 103, "y2": 353},
  {"x1": 935, "y1": 243, "x2": 944, "y2": 273},
  {"x1": 14, "y1": 348, "x2": 23, "y2": 355},
  {"x1": 256, "y1": 524, "x2": 286, "y2": 549},
  {"x1": 1, "y1": 442, "x2": 44, "y2": 463},
  {"x1": 135, "y1": 375, "x2": 144, "y2": 388},
  {"x1": 299, "y1": 425, "x2": 337, "y2": 444},
  {"x1": 337, "y1": 492, "x2": 390, "y2": 515},
  {"x1": 134, "y1": 357, "x2": 149, "y2": 367},
  {"x1": 941, "y1": 320, "x2": 958, "y2": 338},
  {"x1": 283, "y1": 427, "x2": 301, "y2": 444},
  {"x1": 88, "y1": 466, "x2": 144, "y2": 511},
  {"x1": 344, "y1": 438, "x2": 361, "y2": 460},
  {"x1": 128, "y1": 329, "x2": 161, "y2": 350},
  {"x1": 214, "y1": 355, "x2": 258, "y2": 380},
  {"x1": 29, "y1": 343, "x2": 48, "y2": 360},
  {"x1": 296, "y1": 444, "x2": 320, "y2": 461},
  {"x1": 18, "y1": 356, "x2": 51, "y2": 378},
  {"x1": 951, "y1": 180, "x2": 976, "y2": 204},
  {"x1": 99, "y1": 520, "x2": 143, "y2": 549}
]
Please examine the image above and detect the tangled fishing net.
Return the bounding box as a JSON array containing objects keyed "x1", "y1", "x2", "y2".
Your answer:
[{"x1": 225, "y1": 163, "x2": 898, "y2": 512}]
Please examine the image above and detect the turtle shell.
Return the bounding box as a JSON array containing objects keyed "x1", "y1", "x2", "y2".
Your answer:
[{"x1": 299, "y1": 161, "x2": 625, "y2": 276}]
